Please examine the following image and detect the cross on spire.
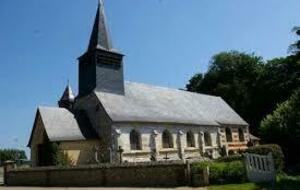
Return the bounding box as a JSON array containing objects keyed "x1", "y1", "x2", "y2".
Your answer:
[{"x1": 88, "y1": 0, "x2": 113, "y2": 51}]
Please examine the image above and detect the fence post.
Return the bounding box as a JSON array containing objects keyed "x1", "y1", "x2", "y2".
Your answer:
[
  {"x1": 3, "y1": 160, "x2": 15, "y2": 185},
  {"x1": 267, "y1": 152, "x2": 276, "y2": 188}
]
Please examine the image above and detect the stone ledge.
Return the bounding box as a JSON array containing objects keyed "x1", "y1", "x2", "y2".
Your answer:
[{"x1": 9, "y1": 160, "x2": 186, "y2": 172}]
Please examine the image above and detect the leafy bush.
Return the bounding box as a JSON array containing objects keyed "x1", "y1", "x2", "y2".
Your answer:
[
  {"x1": 216, "y1": 154, "x2": 243, "y2": 162},
  {"x1": 192, "y1": 160, "x2": 247, "y2": 184},
  {"x1": 259, "y1": 89, "x2": 300, "y2": 166},
  {"x1": 245, "y1": 144, "x2": 284, "y2": 172},
  {"x1": 191, "y1": 160, "x2": 212, "y2": 173},
  {"x1": 56, "y1": 151, "x2": 74, "y2": 167},
  {"x1": 210, "y1": 161, "x2": 247, "y2": 184}
]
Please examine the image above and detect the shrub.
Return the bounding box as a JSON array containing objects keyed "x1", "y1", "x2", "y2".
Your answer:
[
  {"x1": 216, "y1": 154, "x2": 243, "y2": 162},
  {"x1": 56, "y1": 151, "x2": 74, "y2": 167},
  {"x1": 209, "y1": 160, "x2": 247, "y2": 184},
  {"x1": 245, "y1": 144, "x2": 284, "y2": 172},
  {"x1": 191, "y1": 160, "x2": 247, "y2": 184},
  {"x1": 191, "y1": 160, "x2": 211, "y2": 173}
]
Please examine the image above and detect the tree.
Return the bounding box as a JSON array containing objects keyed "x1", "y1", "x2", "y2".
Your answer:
[
  {"x1": 0, "y1": 149, "x2": 27, "y2": 165},
  {"x1": 258, "y1": 56, "x2": 300, "y2": 119},
  {"x1": 186, "y1": 51, "x2": 264, "y2": 133},
  {"x1": 186, "y1": 51, "x2": 300, "y2": 135},
  {"x1": 289, "y1": 26, "x2": 300, "y2": 57},
  {"x1": 259, "y1": 89, "x2": 300, "y2": 165}
]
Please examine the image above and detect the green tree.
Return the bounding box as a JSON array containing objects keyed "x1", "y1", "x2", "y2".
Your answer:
[
  {"x1": 289, "y1": 26, "x2": 300, "y2": 57},
  {"x1": 186, "y1": 51, "x2": 264, "y2": 133},
  {"x1": 0, "y1": 149, "x2": 27, "y2": 165},
  {"x1": 259, "y1": 89, "x2": 300, "y2": 165},
  {"x1": 186, "y1": 51, "x2": 300, "y2": 135}
]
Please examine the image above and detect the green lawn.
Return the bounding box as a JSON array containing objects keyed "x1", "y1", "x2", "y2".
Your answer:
[
  {"x1": 208, "y1": 175, "x2": 300, "y2": 190},
  {"x1": 208, "y1": 183, "x2": 259, "y2": 190}
]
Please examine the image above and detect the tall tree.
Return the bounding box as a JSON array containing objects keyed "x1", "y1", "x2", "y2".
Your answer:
[
  {"x1": 186, "y1": 51, "x2": 300, "y2": 135},
  {"x1": 259, "y1": 89, "x2": 300, "y2": 165},
  {"x1": 289, "y1": 26, "x2": 300, "y2": 57},
  {"x1": 186, "y1": 51, "x2": 264, "y2": 133}
]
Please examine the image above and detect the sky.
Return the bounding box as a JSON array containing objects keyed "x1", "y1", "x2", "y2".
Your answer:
[{"x1": 0, "y1": 0, "x2": 299, "y2": 156}]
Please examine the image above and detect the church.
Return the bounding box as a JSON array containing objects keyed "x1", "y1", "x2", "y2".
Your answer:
[{"x1": 28, "y1": 0, "x2": 250, "y2": 166}]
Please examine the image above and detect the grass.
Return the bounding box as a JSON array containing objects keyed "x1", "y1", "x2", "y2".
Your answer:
[
  {"x1": 208, "y1": 183, "x2": 259, "y2": 190},
  {"x1": 208, "y1": 175, "x2": 300, "y2": 190},
  {"x1": 259, "y1": 175, "x2": 300, "y2": 190}
]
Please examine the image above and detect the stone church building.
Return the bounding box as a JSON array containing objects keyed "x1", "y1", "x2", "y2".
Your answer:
[{"x1": 28, "y1": 0, "x2": 250, "y2": 166}]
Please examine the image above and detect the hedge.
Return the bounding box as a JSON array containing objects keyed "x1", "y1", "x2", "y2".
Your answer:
[
  {"x1": 245, "y1": 144, "x2": 284, "y2": 172},
  {"x1": 215, "y1": 154, "x2": 243, "y2": 162},
  {"x1": 192, "y1": 160, "x2": 247, "y2": 184}
]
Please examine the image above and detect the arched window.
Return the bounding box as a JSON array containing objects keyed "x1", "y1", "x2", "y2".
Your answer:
[
  {"x1": 204, "y1": 132, "x2": 212, "y2": 146},
  {"x1": 130, "y1": 130, "x2": 142, "y2": 150},
  {"x1": 186, "y1": 131, "x2": 195, "y2": 147},
  {"x1": 162, "y1": 130, "x2": 173, "y2": 148},
  {"x1": 226, "y1": 127, "x2": 232, "y2": 142},
  {"x1": 238, "y1": 128, "x2": 245, "y2": 142}
]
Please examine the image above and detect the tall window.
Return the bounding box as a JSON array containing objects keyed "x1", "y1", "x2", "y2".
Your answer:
[
  {"x1": 162, "y1": 130, "x2": 173, "y2": 148},
  {"x1": 204, "y1": 132, "x2": 212, "y2": 146},
  {"x1": 226, "y1": 127, "x2": 232, "y2": 142},
  {"x1": 130, "y1": 130, "x2": 142, "y2": 150},
  {"x1": 238, "y1": 128, "x2": 245, "y2": 142},
  {"x1": 186, "y1": 131, "x2": 195, "y2": 147}
]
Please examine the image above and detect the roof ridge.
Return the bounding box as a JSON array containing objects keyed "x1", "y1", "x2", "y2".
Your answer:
[{"x1": 124, "y1": 81, "x2": 221, "y2": 99}]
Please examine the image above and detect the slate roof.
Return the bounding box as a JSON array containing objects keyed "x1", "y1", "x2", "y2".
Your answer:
[
  {"x1": 249, "y1": 134, "x2": 260, "y2": 140},
  {"x1": 95, "y1": 81, "x2": 248, "y2": 126},
  {"x1": 28, "y1": 107, "x2": 98, "y2": 146},
  {"x1": 59, "y1": 83, "x2": 75, "y2": 102},
  {"x1": 88, "y1": 0, "x2": 113, "y2": 51}
]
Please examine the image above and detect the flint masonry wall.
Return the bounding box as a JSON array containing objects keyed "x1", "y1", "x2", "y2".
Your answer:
[{"x1": 5, "y1": 161, "x2": 187, "y2": 187}]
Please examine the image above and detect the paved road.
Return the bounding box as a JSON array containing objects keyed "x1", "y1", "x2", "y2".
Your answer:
[{"x1": 0, "y1": 187, "x2": 206, "y2": 190}]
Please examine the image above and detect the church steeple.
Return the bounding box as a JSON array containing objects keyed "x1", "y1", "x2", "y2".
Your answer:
[
  {"x1": 88, "y1": 0, "x2": 113, "y2": 51},
  {"x1": 78, "y1": 0, "x2": 124, "y2": 97},
  {"x1": 58, "y1": 83, "x2": 75, "y2": 110}
]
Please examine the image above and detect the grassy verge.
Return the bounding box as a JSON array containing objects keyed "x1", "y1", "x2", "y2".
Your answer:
[
  {"x1": 208, "y1": 183, "x2": 258, "y2": 190},
  {"x1": 208, "y1": 175, "x2": 300, "y2": 190}
]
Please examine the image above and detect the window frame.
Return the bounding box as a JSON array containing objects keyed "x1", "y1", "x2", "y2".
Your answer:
[
  {"x1": 225, "y1": 127, "x2": 233, "y2": 142},
  {"x1": 204, "y1": 132, "x2": 212, "y2": 146},
  {"x1": 238, "y1": 127, "x2": 245, "y2": 142},
  {"x1": 186, "y1": 131, "x2": 195, "y2": 147},
  {"x1": 162, "y1": 130, "x2": 174, "y2": 149},
  {"x1": 130, "y1": 129, "x2": 142, "y2": 150}
]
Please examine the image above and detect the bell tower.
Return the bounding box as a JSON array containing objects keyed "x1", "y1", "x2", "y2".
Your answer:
[{"x1": 78, "y1": 0, "x2": 124, "y2": 96}]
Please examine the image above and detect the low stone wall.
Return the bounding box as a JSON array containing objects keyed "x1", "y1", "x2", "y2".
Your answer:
[{"x1": 5, "y1": 161, "x2": 188, "y2": 187}]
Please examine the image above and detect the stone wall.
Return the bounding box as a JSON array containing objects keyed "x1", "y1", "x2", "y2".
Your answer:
[{"x1": 5, "y1": 161, "x2": 187, "y2": 187}]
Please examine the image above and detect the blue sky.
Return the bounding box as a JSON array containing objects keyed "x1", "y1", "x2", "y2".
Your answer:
[{"x1": 0, "y1": 0, "x2": 299, "y2": 156}]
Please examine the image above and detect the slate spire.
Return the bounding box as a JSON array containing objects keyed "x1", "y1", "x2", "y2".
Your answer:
[
  {"x1": 78, "y1": 0, "x2": 124, "y2": 96},
  {"x1": 88, "y1": 0, "x2": 113, "y2": 51},
  {"x1": 58, "y1": 82, "x2": 75, "y2": 110}
]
